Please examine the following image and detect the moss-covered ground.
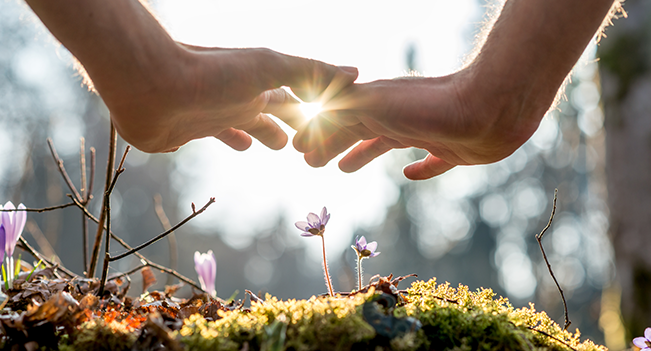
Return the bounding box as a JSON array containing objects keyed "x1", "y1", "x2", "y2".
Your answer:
[{"x1": 59, "y1": 277, "x2": 606, "y2": 351}]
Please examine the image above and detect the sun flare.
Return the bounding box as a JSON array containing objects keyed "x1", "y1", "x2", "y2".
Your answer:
[{"x1": 299, "y1": 102, "x2": 323, "y2": 120}]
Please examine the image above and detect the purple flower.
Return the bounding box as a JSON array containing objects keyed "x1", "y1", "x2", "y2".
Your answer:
[
  {"x1": 1, "y1": 202, "x2": 26, "y2": 257},
  {"x1": 633, "y1": 327, "x2": 651, "y2": 351},
  {"x1": 0, "y1": 225, "x2": 5, "y2": 263},
  {"x1": 352, "y1": 236, "x2": 380, "y2": 258},
  {"x1": 295, "y1": 207, "x2": 330, "y2": 237},
  {"x1": 194, "y1": 250, "x2": 216, "y2": 297}
]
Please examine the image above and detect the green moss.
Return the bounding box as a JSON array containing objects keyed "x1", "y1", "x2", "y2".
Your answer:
[
  {"x1": 175, "y1": 278, "x2": 605, "y2": 351},
  {"x1": 61, "y1": 278, "x2": 605, "y2": 350},
  {"x1": 60, "y1": 319, "x2": 138, "y2": 351}
]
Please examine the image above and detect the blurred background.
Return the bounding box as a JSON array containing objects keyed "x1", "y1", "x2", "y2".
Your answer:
[{"x1": 0, "y1": 0, "x2": 648, "y2": 349}]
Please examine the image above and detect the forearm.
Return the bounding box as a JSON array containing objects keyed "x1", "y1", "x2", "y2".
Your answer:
[
  {"x1": 469, "y1": 0, "x2": 617, "y2": 120},
  {"x1": 23, "y1": 0, "x2": 185, "y2": 98}
]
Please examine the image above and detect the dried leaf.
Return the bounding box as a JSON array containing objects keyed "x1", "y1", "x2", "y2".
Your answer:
[{"x1": 141, "y1": 267, "x2": 157, "y2": 293}]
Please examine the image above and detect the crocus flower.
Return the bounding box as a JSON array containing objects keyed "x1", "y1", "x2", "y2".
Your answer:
[
  {"x1": 1, "y1": 201, "x2": 26, "y2": 257},
  {"x1": 352, "y1": 236, "x2": 380, "y2": 258},
  {"x1": 194, "y1": 250, "x2": 216, "y2": 297},
  {"x1": 0, "y1": 225, "x2": 5, "y2": 263},
  {"x1": 633, "y1": 327, "x2": 651, "y2": 351},
  {"x1": 295, "y1": 207, "x2": 330, "y2": 237}
]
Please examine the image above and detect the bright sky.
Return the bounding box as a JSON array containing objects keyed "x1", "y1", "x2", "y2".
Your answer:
[{"x1": 154, "y1": 0, "x2": 481, "y2": 256}]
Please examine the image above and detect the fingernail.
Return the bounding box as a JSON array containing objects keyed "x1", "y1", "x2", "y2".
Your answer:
[{"x1": 339, "y1": 66, "x2": 358, "y2": 76}]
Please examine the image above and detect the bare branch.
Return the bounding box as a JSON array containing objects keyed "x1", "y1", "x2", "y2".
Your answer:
[
  {"x1": 108, "y1": 264, "x2": 148, "y2": 282},
  {"x1": 80, "y1": 138, "x2": 89, "y2": 273},
  {"x1": 88, "y1": 123, "x2": 117, "y2": 278},
  {"x1": 0, "y1": 203, "x2": 75, "y2": 213},
  {"x1": 526, "y1": 326, "x2": 577, "y2": 351},
  {"x1": 99, "y1": 145, "x2": 130, "y2": 296},
  {"x1": 46, "y1": 138, "x2": 82, "y2": 202},
  {"x1": 109, "y1": 197, "x2": 215, "y2": 262},
  {"x1": 67, "y1": 195, "x2": 204, "y2": 292},
  {"x1": 17, "y1": 237, "x2": 77, "y2": 278},
  {"x1": 154, "y1": 194, "x2": 178, "y2": 286},
  {"x1": 535, "y1": 189, "x2": 571, "y2": 330},
  {"x1": 87, "y1": 147, "x2": 96, "y2": 203}
]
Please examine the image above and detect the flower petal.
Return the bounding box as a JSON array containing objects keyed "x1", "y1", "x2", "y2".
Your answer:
[
  {"x1": 0, "y1": 225, "x2": 5, "y2": 263},
  {"x1": 634, "y1": 337, "x2": 648, "y2": 348},
  {"x1": 301, "y1": 232, "x2": 314, "y2": 237},
  {"x1": 366, "y1": 241, "x2": 378, "y2": 253},
  {"x1": 357, "y1": 236, "x2": 367, "y2": 247},
  {"x1": 370, "y1": 251, "x2": 380, "y2": 257},
  {"x1": 320, "y1": 207, "x2": 330, "y2": 225},
  {"x1": 645, "y1": 327, "x2": 651, "y2": 341},
  {"x1": 8, "y1": 204, "x2": 27, "y2": 256},
  {"x1": 295, "y1": 221, "x2": 310, "y2": 231},
  {"x1": 307, "y1": 213, "x2": 320, "y2": 227}
]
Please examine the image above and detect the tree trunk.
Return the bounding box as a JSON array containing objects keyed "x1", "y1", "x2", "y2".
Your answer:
[{"x1": 598, "y1": 0, "x2": 651, "y2": 336}]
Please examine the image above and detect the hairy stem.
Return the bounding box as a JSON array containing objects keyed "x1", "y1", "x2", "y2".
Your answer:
[
  {"x1": 320, "y1": 234, "x2": 334, "y2": 297},
  {"x1": 357, "y1": 257, "x2": 363, "y2": 291}
]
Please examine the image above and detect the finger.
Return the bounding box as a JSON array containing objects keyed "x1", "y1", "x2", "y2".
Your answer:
[
  {"x1": 292, "y1": 109, "x2": 364, "y2": 153},
  {"x1": 304, "y1": 124, "x2": 378, "y2": 167},
  {"x1": 402, "y1": 153, "x2": 456, "y2": 180},
  {"x1": 261, "y1": 88, "x2": 305, "y2": 130},
  {"x1": 215, "y1": 128, "x2": 253, "y2": 151},
  {"x1": 240, "y1": 113, "x2": 288, "y2": 150},
  {"x1": 338, "y1": 136, "x2": 406, "y2": 173},
  {"x1": 290, "y1": 65, "x2": 359, "y2": 103}
]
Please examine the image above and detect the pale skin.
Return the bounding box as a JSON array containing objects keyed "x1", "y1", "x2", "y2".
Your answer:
[
  {"x1": 25, "y1": 0, "x2": 618, "y2": 180},
  {"x1": 23, "y1": 0, "x2": 358, "y2": 153},
  {"x1": 291, "y1": 0, "x2": 619, "y2": 180}
]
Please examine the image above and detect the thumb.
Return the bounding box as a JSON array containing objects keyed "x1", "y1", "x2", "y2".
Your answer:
[
  {"x1": 264, "y1": 51, "x2": 358, "y2": 102},
  {"x1": 403, "y1": 153, "x2": 456, "y2": 180}
]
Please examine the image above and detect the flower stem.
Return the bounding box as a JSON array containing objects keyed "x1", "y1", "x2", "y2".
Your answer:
[
  {"x1": 320, "y1": 235, "x2": 334, "y2": 296},
  {"x1": 357, "y1": 257, "x2": 363, "y2": 291}
]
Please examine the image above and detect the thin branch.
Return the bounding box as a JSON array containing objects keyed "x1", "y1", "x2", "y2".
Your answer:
[
  {"x1": 17, "y1": 237, "x2": 76, "y2": 278},
  {"x1": 98, "y1": 146, "x2": 130, "y2": 296},
  {"x1": 109, "y1": 198, "x2": 216, "y2": 262},
  {"x1": 67, "y1": 195, "x2": 204, "y2": 292},
  {"x1": 87, "y1": 147, "x2": 96, "y2": 203},
  {"x1": 46, "y1": 138, "x2": 82, "y2": 202},
  {"x1": 80, "y1": 138, "x2": 89, "y2": 273},
  {"x1": 0, "y1": 203, "x2": 76, "y2": 212},
  {"x1": 526, "y1": 326, "x2": 577, "y2": 351},
  {"x1": 535, "y1": 189, "x2": 570, "y2": 331},
  {"x1": 108, "y1": 264, "x2": 148, "y2": 282},
  {"x1": 154, "y1": 194, "x2": 178, "y2": 286},
  {"x1": 25, "y1": 220, "x2": 60, "y2": 264},
  {"x1": 88, "y1": 122, "x2": 117, "y2": 278}
]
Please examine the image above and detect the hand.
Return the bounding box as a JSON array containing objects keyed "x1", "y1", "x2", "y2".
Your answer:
[
  {"x1": 291, "y1": 71, "x2": 542, "y2": 180},
  {"x1": 104, "y1": 45, "x2": 358, "y2": 153},
  {"x1": 23, "y1": 0, "x2": 358, "y2": 153}
]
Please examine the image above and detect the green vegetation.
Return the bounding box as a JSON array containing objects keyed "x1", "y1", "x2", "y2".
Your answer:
[{"x1": 62, "y1": 277, "x2": 604, "y2": 351}]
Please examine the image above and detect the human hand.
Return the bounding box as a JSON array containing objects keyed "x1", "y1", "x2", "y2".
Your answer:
[
  {"x1": 23, "y1": 0, "x2": 358, "y2": 153},
  {"x1": 104, "y1": 45, "x2": 358, "y2": 153},
  {"x1": 291, "y1": 71, "x2": 543, "y2": 180}
]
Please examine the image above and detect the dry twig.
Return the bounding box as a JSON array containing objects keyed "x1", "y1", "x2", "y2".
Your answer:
[
  {"x1": 109, "y1": 198, "x2": 216, "y2": 262},
  {"x1": 154, "y1": 194, "x2": 178, "y2": 286},
  {"x1": 89, "y1": 123, "x2": 117, "y2": 278},
  {"x1": 67, "y1": 195, "x2": 204, "y2": 292},
  {"x1": 535, "y1": 189, "x2": 571, "y2": 331},
  {"x1": 98, "y1": 146, "x2": 130, "y2": 296}
]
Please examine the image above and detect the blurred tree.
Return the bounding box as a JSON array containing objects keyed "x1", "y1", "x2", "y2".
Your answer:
[{"x1": 598, "y1": 0, "x2": 651, "y2": 337}]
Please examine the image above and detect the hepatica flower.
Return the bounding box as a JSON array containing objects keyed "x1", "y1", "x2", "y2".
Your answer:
[
  {"x1": 296, "y1": 207, "x2": 334, "y2": 296},
  {"x1": 351, "y1": 236, "x2": 380, "y2": 291},
  {"x1": 194, "y1": 250, "x2": 216, "y2": 297},
  {"x1": 633, "y1": 327, "x2": 651, "y2": 351},
  {"x1": 295, "y1": 207, "x2": 330, "y2": 237},
  {"x1": 1, "y1": 201, "x2": 26, "y2": 289}
]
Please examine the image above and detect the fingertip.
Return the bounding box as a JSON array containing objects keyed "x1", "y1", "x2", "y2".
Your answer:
[
  {"x1": 402, "y1": 154, "x2": 455, "y2": 180},
  {"x1": 339, "y1": 66, "x2": 359, "y2": 80},
  {"x1": 304, "y1": 153, "x2": 327, "y2": 168}
]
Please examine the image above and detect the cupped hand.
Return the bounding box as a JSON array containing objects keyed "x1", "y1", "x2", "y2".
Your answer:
[
  {"x1": 103, "y1": 46, "x2": 358, "y2": 153},
  {"x1": 290, "y1": 71, "x2": 543, "y2": 180}
]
